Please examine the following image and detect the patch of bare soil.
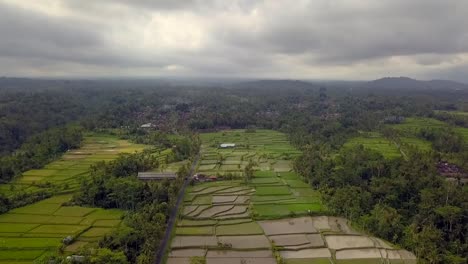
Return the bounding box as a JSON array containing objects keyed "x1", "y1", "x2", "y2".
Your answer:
[
  {"x1": 325, "y1": 235, "x2": 375, "y2": 250},
  {"x1": 335, "y1": 248, "x2": 382, "y2": 259},
  {"x1": 259, "y1": 217, "x2": 317, "y2": 235},
  {"x1": 217, "y1": 235, "x2": 271, "y2": 249},
  {"x1": 171, "y1": 236, "x2": 217, "y2": 248},
  {"x1": 279, "y1": 248, "x2": 331, "y2": 259},
  {"x1": 169, "y1": 248, "x2": 207, "y2": 257}
]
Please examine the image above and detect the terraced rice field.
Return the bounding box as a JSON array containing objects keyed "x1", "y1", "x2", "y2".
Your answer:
[
  {"x1": 167, "y1": 130, "x2": 416, "y2": 264},
  {"x1": 196, "y1": 130, "x2": 301, "y2": 176},
  {"x1": 391, "y1": 117, "x2": 446, "y2": 133},
  {"x1": 0, "y1": 134, "x2": 149, "y2": 263},
  {"x1": 391, "y1": 117, "x2": 468, "y2": 143},
  {"x1": 0, "y1": 134, "x2": 147, "y2": 197},
  {"x1": 343, "y1": 132, "x2": 402, "y2": 159},
  {"x1": 0, "y1": 195, "x2": 123, "y2": 263}
]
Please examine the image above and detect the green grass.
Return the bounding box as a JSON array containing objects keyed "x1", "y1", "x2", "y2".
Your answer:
[
  {"x1": 178, "y1": 219, "x2": 217, "y2": 227},
  {"x1": 399, "y1": 137, "x2": 432, "y2": 152},
  {"x1": 344, "y1": 133, "x2": 401, "y2": 159},
  {"x1": 278, "y1": 171, "x2": 302, "y2": 179},
  {"x1": 0, "y1": 197, "x2": 124, "y2": 261},
  {"x1": 198, "y1": 130, "x2": 298, "y2": 175},
  {"x1": 434, "y1": 110, "x2": 468, "y2": 116},
  {"x1": 392, "y1": 117, "x2": 446, "y2": 132},
  {"x1": 284, "y1": 180, "x2": 310, "y2": 188},
  {"x1": 0, "y1": 250, "x2": 46, "y2": 260},
  {"x1": 0, "y1": 224, "x2": 38, "y2": 233},
  {"x1": 93, "y1": 220, "x2": 121, "y2": 227},
  {"x1": 285, "y1": 259, "x2": 332, "y2": 264},
  {"x1": 215, "y1": 222, "x2": 263, "y2": 235},
  {"x1": 175, "y1": 226, "x2": 214, "y2": 236},
  {"x1": 28, "y1": 225, "x2": 88, "y2": 235},
  {"x1": 251, "y1": 177, "x2": 281, "y2": 184},
  {"x1": 252, "y1": 195, "x2": 296, "y2": 202},
  {"x1": 217, "y1": 219, "x2": 252, "y2": 225},
  {"x1": 0, "y1": 238, "x2": 61, "y2": 249},
  {"x1": 253, "y1": 203, "x2": 323, "y2": 218},
  {"x1": 9, "y1": 202, "x2": 61, "y2": 215},
  {"x1": 53, "y1": 206, "x2": 95, "y2": 217},
  {"x1": 1, "y1": 134, "x2": 147, "y2": 197},
  {"x1": 454, "y1": 127, "x2": 468, "y2": 142},
  {"x1": 255, "y1": 186, "x2": 291, "y2": 196},
  {"x1": 79, "y1": 227, "x2": 112, "y2": 237},
  {"x1": 83, "y1": 209, "x2": 123, "y2": 220},
  {"x1": 0, "y1": 214, "x2": 52, "y2": 224},
  {"x1": 254, "y1": 171, "x2": 277, "y2": 177}
]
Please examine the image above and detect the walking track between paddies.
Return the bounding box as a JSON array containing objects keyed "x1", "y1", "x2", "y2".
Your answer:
[{"x1": 166, "y1": 130, "x2": 416, "y2": 264}]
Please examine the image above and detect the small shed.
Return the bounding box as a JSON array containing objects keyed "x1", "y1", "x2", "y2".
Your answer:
[
  {"x1": 140, "y1": 123, "x2": 153, "y2": 128},
  {"x1": 220, "y1": 143, "x2": 236, "y2": 148},
  {"x1": 192, "y1": 173, "x2": 207, "y2": 181},
  {"x1": 137, "y1": 172, "x2": 177, "y2": 181}
]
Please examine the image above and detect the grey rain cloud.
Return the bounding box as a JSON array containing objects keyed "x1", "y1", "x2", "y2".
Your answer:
[{"x1": 0, "y1": 0, "x2": 467, "y2": 81}]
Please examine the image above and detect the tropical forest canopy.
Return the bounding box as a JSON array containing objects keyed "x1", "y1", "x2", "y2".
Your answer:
[{"x1": 0, "y1": 77, "x2": 467, "y2": 264}]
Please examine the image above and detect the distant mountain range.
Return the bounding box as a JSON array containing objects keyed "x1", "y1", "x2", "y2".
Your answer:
[
  {"x1": 1, "y1": 76, "x2": 467, "y2": 91},
  {"x1": 364, "y1": 77, "x2": 468, "y2": 91},
  {"x1": 229, "y1": 77, "x2": 468, "y2": 91}
]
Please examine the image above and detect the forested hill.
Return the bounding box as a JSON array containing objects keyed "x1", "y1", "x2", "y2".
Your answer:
[
  {"x1": 228, "y1": 79, "x2": 320, "y2": 90},
  {"x1": 364, "y1": 77, "x2": 468, "y2": 91},
  {"x1": 0, "y1": 77, "x2": 467, "y2": 263},
  {"x1": 2, "y1": 77, "x2": 468, "y2": 156}
]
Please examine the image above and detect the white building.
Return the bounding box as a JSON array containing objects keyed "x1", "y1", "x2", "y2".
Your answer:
[
  {"x1": 220, "y1": 143, "x2": 236, "y2": 148},
  {"x1": 140, "y1": 123, "x2": 153, "y2": 128}
]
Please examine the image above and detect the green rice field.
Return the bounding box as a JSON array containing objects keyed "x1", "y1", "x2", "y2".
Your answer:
[
  {"x1": 0, "y1": 134, "x2": 149, "y2": 263},
  {"x1": 391, "y1": 117, "x2": 468, "y2": 142},
  {"x1": 0, "y1": 134, "x2": 147, "y2": 198},
  {"x1": 0, "y1": 195, "x2": 123, "y2": 263},
  {"x1": 166, "y1": 129, "x2": 416, "y2": 264},
  {"x1": 197, "y1": 129, "x2": 301, "y2": 176},
  {"x1": 343, "y1": 132, "x2": 402, "y2": 159}
]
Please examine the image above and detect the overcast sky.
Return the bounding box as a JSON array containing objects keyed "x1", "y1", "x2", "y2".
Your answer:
[{"x1": 1, "y1": 0, "x2": 468, "y2": 81}]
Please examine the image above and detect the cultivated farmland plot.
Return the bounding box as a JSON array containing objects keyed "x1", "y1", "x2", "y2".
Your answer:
[
  {"x1": 167, "y1": 130, "x2": 416, "y2": 264},
  {"x1": 0, "y1": 134, "x2": 148, "y2": 263},
  {"x1": 0, "y1": 195, "x2": 124, "y2": 263},
  {"x1": 1, "y1": 134, "x2": 147, "y2": 198}
]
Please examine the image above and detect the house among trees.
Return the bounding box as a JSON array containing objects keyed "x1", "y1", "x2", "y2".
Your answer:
[
  {"x1": 219, "y1": 143, "x2": 236, "y2": 148},
  {"x1": 140, "y1": 123, "x2": 153, "y2": 128},
  {"x1": 437, "y1": 161, "x2": 468, "y2": 184},
  {"x1": 137, "y1": 172, "x2": 177, "y2": 181},
  {"x1": 383, "y1": 116, "x2": 405, "y2": 124},
  {"x1": 192, "y1": 173, "x2": 217, "y2": 182}
]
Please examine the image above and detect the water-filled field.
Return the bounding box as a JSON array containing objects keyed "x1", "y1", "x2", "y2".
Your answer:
[{"x1": 167, "y1": 130, "x2": 416, "y2": 264}]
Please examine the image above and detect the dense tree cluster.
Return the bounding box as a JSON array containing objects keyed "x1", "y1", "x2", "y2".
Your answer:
[
  {"x1": 2, "y1": 79, "x2": 468, "y2": 263},
  {"x1": 295, "y1": 145, "x2": 467, "y2": 263},
  {"x1": 0, "y1": 125, "x2": 83, "y2": 183},
  {"x1": 68, "y1": 132, "x2": 198, "y2": 263}
]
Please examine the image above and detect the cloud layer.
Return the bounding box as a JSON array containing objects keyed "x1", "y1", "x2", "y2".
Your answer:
[{"x1": 1, "y1": 0, "x2": 467, "y2": 81}]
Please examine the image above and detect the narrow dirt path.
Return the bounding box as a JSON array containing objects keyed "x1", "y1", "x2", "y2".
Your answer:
[{"x1": 154, "y1": 153, "x2": 200, "y2": 264}]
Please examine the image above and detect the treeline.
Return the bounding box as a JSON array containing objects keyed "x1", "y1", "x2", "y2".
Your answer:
[
  {"x1": 121, "y1": 129, "x2": 201, "y2": 161},
  {"x1": 419, "y1": 128, "x2": 465, "y2": 153},
  {"x1": 33, "y1": 151, "x2": 184, "y2": 263},
  {"x1": 0, "y1": 125, "x2": 83, "y2": 183},
  {"x1": 0, "y1": 88, "x2": 85, "y2": 155},
  {"x1": 39, "y1": 132, "x2": 199, "y2": 263},
  {"x1": 295, "y1": 146, "x2": 467, "y2": 263}
]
